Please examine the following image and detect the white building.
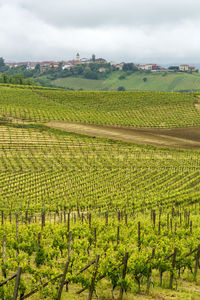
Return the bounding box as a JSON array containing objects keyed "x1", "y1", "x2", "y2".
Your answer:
[
  {"x1": 180, "y1": 64, "x2": 189, "y2": 71},
  {"x1": 62, "y1": 64, "x2": 72, "y2": 70}
]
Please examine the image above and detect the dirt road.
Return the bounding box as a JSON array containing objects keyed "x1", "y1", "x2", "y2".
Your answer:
[{"x1": 46, "y1": 121, "x2": 200, "y2": 150}]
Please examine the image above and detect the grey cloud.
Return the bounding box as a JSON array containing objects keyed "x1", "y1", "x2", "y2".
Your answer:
[
  {"x1": 18, "y1": 0, "x2": 200, "y2": 28},
  {"x1": 1, "y1": 0, "x2": 200, "y2": 63}
]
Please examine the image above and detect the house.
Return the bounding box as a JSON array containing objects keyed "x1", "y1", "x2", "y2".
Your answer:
[
  {"x1": 51, "y1": 63, "x2": 59, "y2": 69},
  {"x1": 26, "y1": 62, "x2": 39, "y2": 70},
  {"x1": 188, "y1": 66, "x2": 196, "y2": 72},
  {"x1": 144, "y1": 64, "x2": 159, "y2": 71},
  {"x1": 6, "y1": 62, "x2": 28, "y2": 68},
  {"x1": 80, "y1": 58, "x2": 90, "y2": 64},
  {"x1": 40, "y1": 61, "x2": 53, "y2": 72},
  {"x1": 180, "y1": 64, "x2": 189, "y2": 71},
  {"x1": 137, "y1": 65, "x2": 145, "y2": 70},
  {"x1": 62, "y1": 64, "x2": 72, "y2": 70},
  {"x1": 95, "y1": 58, "x2": 107, "y2": 63},
  {"x1": 98, "y1": 67, "x2": 106, "y2": 72},
  {"x1": 116, "y1": 63, "x2": 124, "y2": 71},
  {"x1": 110, "y1": 61, "x2": 117, "y2": 66}
]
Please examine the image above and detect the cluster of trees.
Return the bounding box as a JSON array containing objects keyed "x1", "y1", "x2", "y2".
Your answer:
[{"x1": 0, "y1": 73, "x2": 33, "y2": 85}]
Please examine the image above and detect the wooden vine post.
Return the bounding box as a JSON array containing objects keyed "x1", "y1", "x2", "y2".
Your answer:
[
  {"x1": 41, "y1": 210, "x2": 45, "y2": 230},
  {"x1": 153, "y1": 211, "x2": 156, "y2": 228},
  {"x1": 194, "y1": 244, "x2": 200, "y2": 280},
  {"x1": 94, "y1": 227, "x2": 97, "y2": 247},
  {"x1": 1, "y1": 210, "x2": 4, "y2": 225},
  {"x1": 119, "y1": 252, "x2": 129, "y2": 300},
  {"x1": 16, "y1": 214, "x2": 19, "y2": 256},
  {"x1": 105, "y1": 212, "x2": 108, "y2": 226},
  {"x1": 169, "y1": 247, "x2": 177, "y2": 289},
  {"x1": 147, "y1": 248, "x2": 155, "y2": 292},
  {"x1": 138, "y1": 221, "x2": 141, "y2": 251},
  {"x1": 57, "y1": 231, "x2": 72, "y2": 300},
  {"x1": 117, "y1": 226, "x2": 120, "y2": 245},
  {"x1": 13, "y1": 267, "x2": 22, "y2": 300},
  {"x1": 2, "y1": 235, "x2": 6, "y2": 278},
  {"x1": 67, "y1": 212, "x2": 70, "y2": 232},
  {"x1": 88, "y1": 255, "x2": 100, "y2": 300}
]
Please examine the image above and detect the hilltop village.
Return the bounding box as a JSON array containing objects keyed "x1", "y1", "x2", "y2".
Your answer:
[{"x1": 5, "y1": 53, "x2": 197, "y2": 73}]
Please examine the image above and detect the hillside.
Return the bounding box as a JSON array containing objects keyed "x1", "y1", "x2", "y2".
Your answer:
[
  {"x1": 1, "y1": 85, "x2": 200, "y2": 299},
  {"x1": 1, "y1": 86, "x2": 200, "y2": 128},
  {"x1": 47, "y1": 71, "x2": 200, "y2": 91}
]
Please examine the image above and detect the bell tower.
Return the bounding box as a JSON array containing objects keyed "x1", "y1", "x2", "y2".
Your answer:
[{"x1": 76, "y1": 53, "x2": 80, "y2": 64}]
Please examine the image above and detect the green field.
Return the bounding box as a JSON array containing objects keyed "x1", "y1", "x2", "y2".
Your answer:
[
  {"x1": 1, "y1": 85, "x2": 200, "y2": 299},
  {"x1": 49, "y1": 71, "x2": 200, "y2": 92}
]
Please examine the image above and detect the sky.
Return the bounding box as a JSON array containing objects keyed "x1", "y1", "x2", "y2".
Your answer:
[{"x1": 1, "y1": 0, "x2": 200, "y2": 64}]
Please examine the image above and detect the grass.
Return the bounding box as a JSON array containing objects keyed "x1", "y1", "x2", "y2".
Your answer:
[{"x1": 49, "y1": 72, "x2": 200, "y2": 92}]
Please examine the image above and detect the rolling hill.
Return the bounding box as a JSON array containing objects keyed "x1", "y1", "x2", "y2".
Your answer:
[{"x1": 46, "y1": 71, "x2": 200, "y2": 91}]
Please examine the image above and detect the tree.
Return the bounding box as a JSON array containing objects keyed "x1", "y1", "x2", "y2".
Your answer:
[
  {"x1": 168, "y1": 66, "x2": 179, "y2": 71},
  {"x1": 119, "y1": 75, "x2": 126, "y2": 80},
  {"x1": 84, "y1": 70, "x2": 98, "y2": 80},
  {"x1": 58, "y1": 62, "x2": 63, "y2": 72},
  {"x1": 122, "y1": 63, "x2": 138, "y2": 72},
  {"x1": 0, "y1": 57, "x2": 5, "y2": 68},
  {"x1": 1, "y1": 73, "x2": 8, "y2": 83},
  {"x1": 35, "y1": 64, "x2": 40, "y2": 72},
  {"x1": 117, "y1": 86, "x2": 125, "y2": 91},
  {"x1": 92, "y1": 54, "x2": 96, "y2": 62}
]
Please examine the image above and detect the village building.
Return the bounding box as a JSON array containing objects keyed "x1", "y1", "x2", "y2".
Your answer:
[
  {"x1": 62, "y1": 63, "x2": 72, "y2": 70},
  {"x1": 95, "y1": 58, "x2": 107, "y2": 63},
  {"x1": 180, "y1": 64, "x2": 189, "y2": 71},
  {"x1": 98, "y1": 67, "x2": 106, "y2": 72},
  {"x1": 144, "y1": 64, "x2": 159, "y2": 71},
  {"x1": 116, "y1": 63, "x2": 124, "y2": 70},
  {"x1": 180, "y1": 64, "x2": 196, "y2": 72},
  {"x1": 26, "y1": 62, "x2": 39, "y2": 70},
  {"x1": 110, "y1": 61, "x2": 117, "y2": 66},
  {"x1": 80, "y1": 58, "x2": 90, "y2": 64},
  {"x1": 137, "y1": 65, "x2": 145, "y2": 70},
  {"x1": 76, "y1": 53, "x2": 80, "y2": 65},
  {"x1": 188, "y1": 66, "x2": 196, "y2": 72}
]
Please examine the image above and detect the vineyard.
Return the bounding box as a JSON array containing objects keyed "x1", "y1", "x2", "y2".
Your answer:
[
  {"x1": 0, "y1": 85, "x2": 200, "y2": 299},
  {"x1": 1, "y1": 85, "x2": 200, "y2": 127}
]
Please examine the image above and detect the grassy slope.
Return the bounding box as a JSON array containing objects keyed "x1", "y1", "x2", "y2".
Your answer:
[{"x1": 50, "y1": 71, "x2": 200, "y2": 91}]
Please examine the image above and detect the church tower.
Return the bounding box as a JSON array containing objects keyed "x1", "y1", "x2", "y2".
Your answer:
[{"x1": 76, "y1": 53, "x2": 80, "y2": 64}]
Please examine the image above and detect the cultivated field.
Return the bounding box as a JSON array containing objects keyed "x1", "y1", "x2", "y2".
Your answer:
[{"x1": 0, "y1": 85, "x2": 200, "y2": 299}]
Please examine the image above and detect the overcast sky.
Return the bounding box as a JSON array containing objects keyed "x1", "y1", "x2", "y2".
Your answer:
[{"x1": 1, "y1": 0, "x2": 200, "y2": 63}]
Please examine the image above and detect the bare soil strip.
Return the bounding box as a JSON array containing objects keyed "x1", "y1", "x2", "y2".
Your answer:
[{"x1": 46, "y1": 121, "x2": 200, "y2": 150}]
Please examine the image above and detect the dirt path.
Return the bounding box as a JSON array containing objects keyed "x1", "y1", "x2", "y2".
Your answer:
[{"x1": 46, "y1": 121, "x2": 200, "y2": 150}]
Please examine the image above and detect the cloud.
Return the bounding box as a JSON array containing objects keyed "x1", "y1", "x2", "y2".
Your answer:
[
  {"x1": 0, "y1": 0, "x2": 200, "y2": 63},
  {"x1": 18, "y1": 0, "x2": 200, "y2": 28}
]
